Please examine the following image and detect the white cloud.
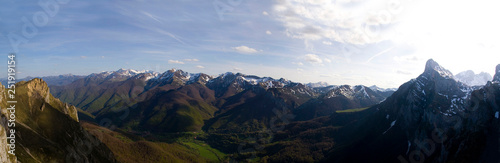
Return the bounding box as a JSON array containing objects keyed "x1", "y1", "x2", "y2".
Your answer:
[
  {"x1": 304, "y1": 54, "x2": 322, "y2": 63},
  {"x1": 232, "y1": 46, "x2": 259, "y2": 54},
  {"x1": 273, "y1": 0, "x2": 397, "y2": 45},
  {"x1": 80, "y1": 56, "x2": 87, "y2": 59},
  {"x1": 184, "y1": 58, "x2": 199, "y2": 62},
  {"x1": 324, "y1": 58, "x2": 332, "y2": 63},
  {"x1": 196, "y1": 65, "x2": 205, "y2": 69},
  {"x1": 320, "y1": 74, "x2": 332, "y2": 77},
  {"x1": 322, "y1": 41, "x2": 332, "y2": 45},
  {"x1": 292, "y1": 62, "x2": 304, "y2": 66},
  {"x1": 168, "y1": 60, "x2": 185, "y2": 64},
  {"x1": 266, "y1": 30, "x2": 272, "y2": 35},
  {"x1": 396, "y1": 70, "x2": 412, "y2": 75},
  {"x1": 393, "y1": 55, "x2": 422, "y2": 63},
  {"x1": 233, "y1": 67, "x2": 243, "y2": 71},
  {"x1": 262, "y1": 11, "x2": 269, "y2": 15}
]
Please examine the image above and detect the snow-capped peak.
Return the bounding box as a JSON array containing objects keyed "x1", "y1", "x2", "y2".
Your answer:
[
  {"x1": 369, "y1": 85, "x2": 397, "y2": 92},
  {"x1": 89, "y1": 68, "x2": 153, "y2": 79},
  {"x1": 115, "y1": 68, "x2": 150, "y2": 77},
  {"x1": 306, "y1": 82, "x2": 329, "y2": 88},
  {"x1": 424, "y1": 59, "x2": 454, "y2": 78},
  {"x1": 455, "y1": 70, "x2": 492, "y2": 86}
]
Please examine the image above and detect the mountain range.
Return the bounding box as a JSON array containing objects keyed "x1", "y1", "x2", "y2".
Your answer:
[
  {"x1": 48, "y1": 68, "x2": 394, "y2": 133},
  {"x1": 454, "y1": 70, "x2": 492, "y2": 86},
  {"x1": 2, "y1": 59, "x2": 500, "y2": 162}
]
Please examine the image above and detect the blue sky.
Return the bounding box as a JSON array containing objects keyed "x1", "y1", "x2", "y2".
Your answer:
[{"x1": 1, "y1": 0, "x2": 499, "y2": 88}]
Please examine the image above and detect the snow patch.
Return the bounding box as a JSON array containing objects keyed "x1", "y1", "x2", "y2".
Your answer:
[
  {"x1": 406, "y1": 141, "x2": 411, "y2": 155},
  {"x1": 383, "y1": 120, "x2": 396, "y2": 134}
]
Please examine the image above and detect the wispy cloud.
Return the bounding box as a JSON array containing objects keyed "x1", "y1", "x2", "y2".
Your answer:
[
  {"x1": 168, "y1": 60, "x2": 185, "y2": 64},
  {"x1": 322, "y1": 41, "x2": 332, "y2": 45},
  {"x1": 366, "y1": 47, "x2": 395, "y2": 63},
  {"x1": 184, "y1": 58, "x2": 199, "y2": 62},
  {"x1": 320, "y1": 74, "x2": 332, "y2": 77},
  {"x1": 196, "y1": 65, "x2": 205, "y2": 69},
  {"x1": 142, "y1": 51, "x2": 170, "y2": 54},
  {"x1": 304, "y1": 54, "x2": 322, "y2": 63},
  {"x1": 394, "y1": 55, "x2": 423, "y2": 63},
  {"x1": 141, "y1": 11, "x2": 162, "y2": 23},
  {"x1": 396, "y1": 70, "x2": 412, "y2": 75}
]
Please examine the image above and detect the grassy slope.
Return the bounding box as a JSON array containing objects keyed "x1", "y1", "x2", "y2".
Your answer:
[
  {"x1": 335, "y1": 107, "x2": 370, "y2": 113},
  {"x1": 81, "y1": 122, "x2": 227, "y2": 163}
]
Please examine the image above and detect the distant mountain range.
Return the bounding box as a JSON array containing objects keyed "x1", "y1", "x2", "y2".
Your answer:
[
  {"x1": 455, "y1": 70, "x2": 492, "y2": 86},
  {"x1": 3, "y1": 59, "x2": 500, "y2": 162},
  {"x1": 0, "y1": 74, "x2": 84, "y2": 87},
  {"x1": 46, "y1": 68, "x2": 394, "y2": 133}
]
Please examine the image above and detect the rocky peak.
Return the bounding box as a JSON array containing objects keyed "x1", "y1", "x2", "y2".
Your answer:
[
  {"x1": 494, "y1": 64, "x2": 500, "y2": 82},
  {"x1": 330, "y1": 85, "x2": 355, "y2": 98},
  {"x1": 157, "y1": 69, "x2": 186, "y2": 80},
  {"x1": 22, "y1": 78, "x2": 50, "y2": 100},
  {"x1": 187, "y1": 73, "x2": 213, "y2": 85},
  {"x1": 113, "y1": 68, "x2": 150, "y2": 77},
  {"x1": 18, "y1": 78, "x2": 79, "y2": 122},
  {"x1": 423, "y1": 59, "x2": 454, "y2": 79}
]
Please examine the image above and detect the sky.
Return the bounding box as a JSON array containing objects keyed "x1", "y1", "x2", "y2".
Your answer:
[{"x1": 1, "y1": 0, "x2": 499, "y2": 88}]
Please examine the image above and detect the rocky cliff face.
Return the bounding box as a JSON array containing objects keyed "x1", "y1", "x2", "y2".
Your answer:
[
  {"x1": 494, "y1": 64, "x2": 500, "y2": 82},
  {"x1": 0, "y1": 84, "x2": 16, "y2": 163},
  {"x1": 327, "y1": 59, "x2": 500, "y2": 162},
  {"x1": 18, "y1": 78, "x2": 78, "y2": 121},
  {"x1": 0, "y1": 78, "x2": 116, "y2": 162}
]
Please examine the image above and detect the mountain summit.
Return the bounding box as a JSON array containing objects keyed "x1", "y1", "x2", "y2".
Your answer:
[
  {"x1": 423, "y1": 59, "x2": 454, "y2": 79},
  {"x1": 327, "y1": 59, "x2": 500, "y2": 162},
  {"x1": 494, "y1": 64, "x2": 500, "y2": 82}
]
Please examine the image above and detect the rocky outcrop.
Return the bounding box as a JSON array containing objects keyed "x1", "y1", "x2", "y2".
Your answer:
[
  {"x1": 328, "y1": 60, "x2": 500, "y2": 162},
  {"x1": 493, "y1": 64, "x2": 500, "y2": 82},
  {"x1": 0, "y1": 84, "x2": 16, "y2": 162},
  {"x1": 1, "y1": 79, "x2": 116, "y2": 162},
  {"x1": 19, "y1": 78, "x2": 78, "y2": 121}
]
